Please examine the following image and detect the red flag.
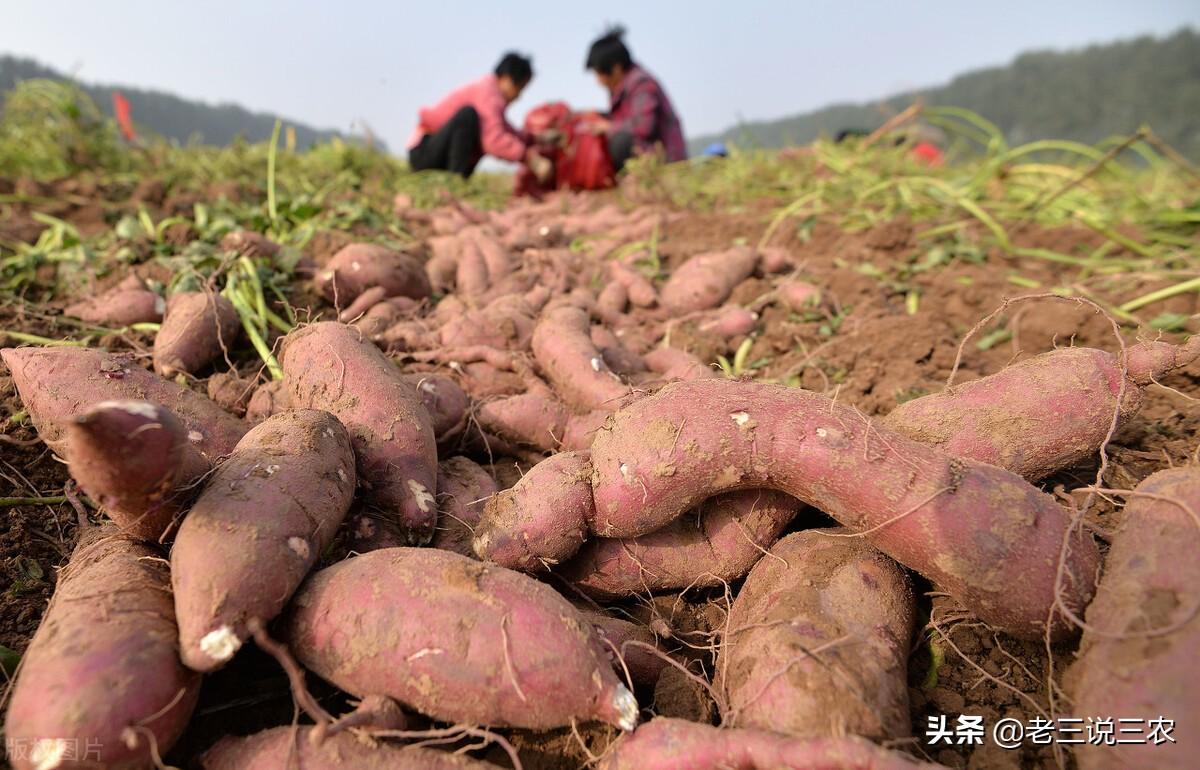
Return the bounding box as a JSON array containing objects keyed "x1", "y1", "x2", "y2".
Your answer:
[{"x1": 112, "y1": 91, "x2": 137, "y2": 142}]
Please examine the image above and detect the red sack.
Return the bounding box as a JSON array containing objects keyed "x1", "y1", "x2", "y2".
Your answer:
[{"x1": 515, "y1": 103, "x2": 615, "y2": 197}]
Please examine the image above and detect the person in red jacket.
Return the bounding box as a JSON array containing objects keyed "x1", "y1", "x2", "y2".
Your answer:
[
  {"x1": 408, "y1": 52, "x2": 552, "y2": 181},
  {"x1": 585, "y1": 27, "x2": 687, "y2": 172}
]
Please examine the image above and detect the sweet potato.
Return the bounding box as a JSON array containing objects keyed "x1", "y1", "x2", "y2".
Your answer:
[
  {"x1": 777, "y1": 280, "x2": 821, "y2": 312},
  {"x1": 431, "y1": 456, "x2": 499, "y2": 556},
  {"x1": 533, "y1": 305, "x2": 630, "y2": 411},
  {"x1": 885, "y1": 340, "x2": 1200, "y2": 481},
  {"x1": 401, "y1": 372, "x2": 470, "y2": 448},
  {"x1": 643, "y1": 347, "x2": 716, "y2": 381},
  {"x1": 316, "y1": 243, "x2": 432, "y2": 310},
  {"x1": 474, "y1": 450, "x2": 592, "y2": 571},
  {"x1": 153, "y1": 290, "x2": 241, "y2": 377},
  {"x1": 455, "y1": 237, "x2": 491, "y2": 297},
  {"x1": 718, "y1": 529, "x2": 913, "y2": 740},
  {"x1": 246, "y1": 379, "x2": 291, "y2": 423},
  {"x1": 206, "y1": 371, "x2": 255, "y2": 416},
  {"x1": 660, "y1": 246, "x2": 758, "y2": 314},
  {"x1": 4, "y1": 527, "x2": 200, "y2": 770},
  {"x1": 597, "y1": 280, "x2": 629, "y2": 321},
  {"x1": 201, "y1": 727, "x2": 502, "y2": 770},
  {"x1": 610, "y1": 261, "x2": 658, "y2": 308},
  {"x1": 67, "y1": 400, "x2": 206, "y2": 541},
  {"x1": 698, "y1": 305, "x2": 758, "y2": 339},
  {"x1": 440, "y1": 294, "x2": 537, "y2": 350},
  {"x1": 380, "y1": 319, "x2": 437, "y2": 351},
  {"x1": 578, "y1": 606, "x2": 670, "y2": 689},
  {"x1": 477, "y1": 386, "x2": 569, "y2": 452},
  {"x1": 598, "y1": 718, "x2": 946, "y2": 770},
  {"x1": 219, "y1": 229, "x2": 280, "y2": 257},
  {"x1": 592, "y1": 325, "x2": 648, "y2": 376},
  {"x1": 1068, "y1": 466, "x2": 1200, "y2": 770},
  {"x1": 579, "y1": 378, "x2": 1096, "y2": 639},
  {"x1": 562, "y1": 408, "x2": 611, "y2": 451},
  {"x1": 558, "y1": 490, "x2": 800, "y2": 598},
  {"x1": 759, "y1": 246, "x2": 795, "y2": 274},
  {"x1": 2, "y1": 346, "x2": 246, "y2": 462},
  {"x1": 285, "y1": 547, "x2": 638, "y2": 730},
  {"x1": 172, "y1": 409, "x2": 356, "y2": 671},
  {"x1": 280, "y1": 322, "x2": 438, "y2": 543},
  {"x1": 63, "y1": 274, "x2": 164, "y2": 326},
  {"x1": 353, "y1": 295, "x2": 420, "y2": 339}
]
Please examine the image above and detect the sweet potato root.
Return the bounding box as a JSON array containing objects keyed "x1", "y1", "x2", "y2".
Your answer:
[
  {"x1": 285, "y1": 547, "x2": 638, "y2": 730},
  {"x1": 63, "y1": 274, "x2": 164, "y2": 326},
  {"x1": 153, "y1": 290, "x2": 241, "y2": 377},
  {"x1": 316, "y1": 243, "x2": 431, "y2": 319},
  {"x1": 885, "y1": 340, "x2": 1199, "y2": 480},
  {"x1": 579, "y1": 606, "x2": 670, "y2": 690},
  {"x1": 549, "y1": 378, "x2": 1096, "y2": 639},
  {"x1": 4, "y1": 527, "x2": 200, "y2": 770},
  {"x1": 246, "y1": 379, "x2": 291, "y2": 423},
  {"x1": 219, "y1": 230, "x2": 280, "y2": 258},
  {"x1": 430, "y1": 456, "x2": 499, "y2": 556},
  {"x1": 66, "y1": 400, "x2": 206, "y2": 541},
  {"x1": 533, "y1": 304, "x2": 630, "y2": 411},
  {"x1": 201, "y1": 726, "x2": 502, "y2": 769},
  {"x1": 206, "y1": 371, "x2": 255, "y2": 416},
  {"x1": 598, "y1": 718, "x2": 946, "y2": 770},
  {"x1": 1, "y1": 346, "x2": 246, "y2": 463},
  {"x1": 401, "y1": 372, "x2": 470, "y2": 448},
  {"x1": 610, "y1": 261, "x2": 658, "y2": 308},
  {"x1": 718, "y1": 529, "x2": 914, "y2": 740},
  {"x1": 1067, "y1": 466, "x2": 1200, "y2": 770},
  {"x1": 280, "y1": 322, "x2": 438, "y2": 543},
  {"x1": 643, "y1": 347, "x2": 716, "y2": 381},
  {"x1": 172, "y1": 409, "x2": 356, "y2": 671},
  {"x1": 558, "y1": 490, "x2": 800, "y2": 598},
  {"x1": 473, "y1": 450, "x2": 592, "y2": 571},
  {"x1": 660, "y1": 246, "x2": 758, "y2": 314}
]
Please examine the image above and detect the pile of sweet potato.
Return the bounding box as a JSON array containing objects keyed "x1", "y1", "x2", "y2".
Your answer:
[{"x1": 3, "y1": 192, "x2": 1196, "y2": 770}]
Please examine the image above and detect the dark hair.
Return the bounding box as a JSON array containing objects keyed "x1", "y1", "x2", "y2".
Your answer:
[
  {"x1": 834, "y1": 129, "x2": 869, "y2": 143},
  {"x1": 495, "y1": 52, "x2": 533, "y2": 86},
  {"x1": 586, "y1": 26, "x2": 633, "y2": 74}
]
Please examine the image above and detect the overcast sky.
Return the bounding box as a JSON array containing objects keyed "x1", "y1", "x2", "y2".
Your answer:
[{"x1": 2, "y1": 0, "x2": 1197, "y2": 158}]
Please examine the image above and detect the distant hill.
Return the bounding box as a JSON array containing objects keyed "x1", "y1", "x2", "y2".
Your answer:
[
  {"x1": 0, "y1": 54, "x2": 374, "y2": 150},
  {"x1": 692, "y1": 28, "x2": 1200, "y2": 159}
]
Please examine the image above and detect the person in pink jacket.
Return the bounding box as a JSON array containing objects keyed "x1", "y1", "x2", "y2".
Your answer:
[{"x1": 408, "y1": 52, "x2": 552, "y2": 181}]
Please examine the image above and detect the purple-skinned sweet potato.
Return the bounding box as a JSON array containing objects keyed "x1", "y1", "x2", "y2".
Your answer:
[
  {"x1": 578, "y1": 606, "x2": 671, "y2": 690},
  {"x1": 473, "y1": 450, "x2": 592, "y2": 571},
  {"x1": 643, "y1": 347, "x2": 716, "y2": 381},
  {"x1": 401, "y1": 372, "x2": 470, "y2": 449},
  {"x1": 885, "y1": 341, "x2": 1200, "y2": 481},
  {"x1": 66, "y1": 400, "x2": 207, "y2": 541},
  {"x1": 280, "y1": 322, "x2": 438, "y2": 543},
  {"x1": 63, "y1": 274, "x2": 165, "y2": 326},
  {"x1": 598, "y1": 718, "x2": 947, "y2": 770},
  {"x1": 430, "y1": 456, "x2": 500, "y2": 557},
  {"x1": 500, "y1": 378, "x2": 1098, "y2": 640},
  {"x1": 201, "y1": 726, "x2": 502, "y2": 770},
  {"x1": 718, "y1": 529, "x2": 914, "y2": 740},
  {"x1": 153, "y1": 290, "x2": 241, "y2": 377},
  {"x1": 172, "y1": 409, "x2": 356, "y2": 671},
  {"x1": 660, "y1": 246, "x2": 758, "y2": 314},
  {"x1": 1067, "y1": 466, "x2": 1200, "y2": 770},
  {"x1": 1, "y1": 346, "x2": 246, "y2": 464},
  {"x1": 220, "y1": 229, "x2": 280, "y2": 258},
  {"x1": 558, "y1": 490, "x2": 801, "y2": 598},
  {"x1": 533, "y1": 305, "x2": 630, "y2": 411},
  {"x1": 284, "y1": 547, "x2": 639, "y2": 731},
  {"x1": 4, "y1": 527, "x2": 200, "y2": 770},
  {"x1": 245, "y1": 379, "x2": 292, "y2": 423},
  {"x1": 315, "y1": 243, "x2": 432, "y2": 311}
]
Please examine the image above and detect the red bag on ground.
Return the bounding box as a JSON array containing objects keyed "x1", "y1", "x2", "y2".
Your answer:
[{"x1": 515, "y1": 103, "x2": 615, "y2": 197}]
